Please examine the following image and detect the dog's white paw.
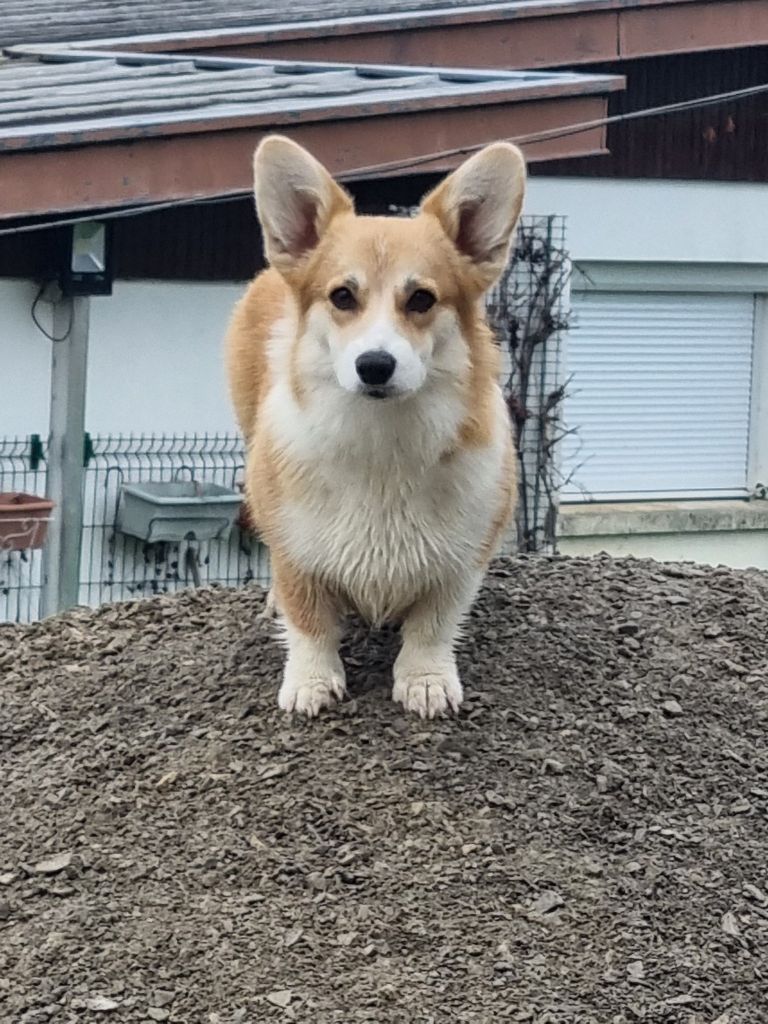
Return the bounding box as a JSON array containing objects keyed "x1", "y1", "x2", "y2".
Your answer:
[
  {"x1": 392, "y1": 666, "x2": 463, "y2": 719},
  {"x1": 278, "y1": 667, "x2": 346, "y2": 717}
]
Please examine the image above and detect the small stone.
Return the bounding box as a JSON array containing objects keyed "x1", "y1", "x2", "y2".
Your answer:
[
  {"x1": 0, "y1": 873, "x2": 15, "y2": 886},
  {"x1": 730, "y1": 797, "x2": 752, "y2": 815},
  {"x1": 661, "y1": 699, "x2": 683, "y2": 717},
  {"x1": 666, "y1": 994, "x2": 695, "y2": 1006},
  {"x1": 86, "y1": 997, "x2": 120, "y2": 1013},
  {"x1": 527, "y1": 891, "x2": 564, "y2": 918},
  {"x1": 744, "y1": 883, "x2": 767, "y2": 905},
  {"x1": 584, "y1": 860, "x2": 603, "y2": 877},
  {"x1": 147, "y1": 1010, "x2": 170, "y2": 1022},
  {"x1": 704, "y1": 624, "x2": 723, "y2": 638},
  {"x1": 283, "y1": 926, "x2": 303, "y2": 948},
  {"x1": 721, "y1": 911, "x2": 740, "y2": 937},
  {"x1": 266, "y1": 990, "x2": 292, "y2": 1009},
  {"x1": 627, "y1": 960, "x2": 645, "y2": 983},
  {"x1": 151, "y1": 991, "x2": 176, "y2": 1008},
  {"x1": 725, "y1": 661, "x2": 748, "y2": 676},
  {"x1": 49, "y1": 884, "x2": 76, "y2": 897},
  {"x1": 34, "y1": 852, "x2": 72, "y2": 875}
]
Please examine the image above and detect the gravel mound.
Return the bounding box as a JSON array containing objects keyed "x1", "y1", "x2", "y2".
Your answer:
[{"x1": 1, "y1": 555, "x2": 767, "y2": 1024}]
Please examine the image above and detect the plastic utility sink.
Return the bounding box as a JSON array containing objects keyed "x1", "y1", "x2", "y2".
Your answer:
[{"x1": 117, "y1": 480, "x2": 242, "y2": 544}]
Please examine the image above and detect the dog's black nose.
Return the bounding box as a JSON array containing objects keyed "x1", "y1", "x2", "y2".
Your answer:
[{"x1": 355, "y1": 350, "x2": 396, "y2": 387}]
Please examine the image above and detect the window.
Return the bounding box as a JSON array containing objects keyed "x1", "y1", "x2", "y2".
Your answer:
[{"x1": 561, "y1": 270, "x2": 765, "y2": 501}]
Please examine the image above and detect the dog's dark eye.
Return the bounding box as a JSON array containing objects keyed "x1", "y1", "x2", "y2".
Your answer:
[
  {"x1": 406, "y1": 289, "x2": 437, "y2": 314},
  {"x1": 329, "y1": 287, "x2": 357, "y2": 311}
]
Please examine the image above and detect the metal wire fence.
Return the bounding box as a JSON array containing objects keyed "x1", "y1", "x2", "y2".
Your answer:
[{"x1": 0, "y1": 433, "x2": 270, "y2": 623}]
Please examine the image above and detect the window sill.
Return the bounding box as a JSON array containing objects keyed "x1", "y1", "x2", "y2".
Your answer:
[{"x1": 559, "y1": 499, "x2": 768, "y2": 538}]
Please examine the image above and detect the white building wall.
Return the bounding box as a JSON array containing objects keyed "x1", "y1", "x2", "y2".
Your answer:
[
  {"x1": 1, "y1": 279, "x2": 244, "y2": 437},
  {"x1": 559, "y1": 531, "x2": 768, "y2": 572},
  {"x1": 525, "y1": 177, "x2": 768, "y2": 265},
  {"x1": 0, "y1": 280, "x2": 53, "y2": 436},
  {"x1": 86, "y1": 280, "x2": 243, "y2": 435}
]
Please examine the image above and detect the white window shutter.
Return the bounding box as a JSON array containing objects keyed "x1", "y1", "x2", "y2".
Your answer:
[{"x1": 562, "y1": 291, "x2": 755, "y2": 499}]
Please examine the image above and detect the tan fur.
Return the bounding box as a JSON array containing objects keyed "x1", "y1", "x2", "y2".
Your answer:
[
  {"x1": 225, "y1": 269, "x2": 285, "y2": 445},
  {"x1": 270, "y1": 550, "x2": 340, "y2": 640},
  {"x1": 478, "y1": 435, "x2": 517, "y2": 565}
]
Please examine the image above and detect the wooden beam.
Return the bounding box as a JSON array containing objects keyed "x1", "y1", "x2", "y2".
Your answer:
[{"x1": 0, "y1": 95, "x2": 610, "y2": 218}]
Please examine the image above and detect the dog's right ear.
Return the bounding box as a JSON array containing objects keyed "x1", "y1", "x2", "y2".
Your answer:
[{"x1": 253, "y1": 136, "x2": 353, "y2": 274}]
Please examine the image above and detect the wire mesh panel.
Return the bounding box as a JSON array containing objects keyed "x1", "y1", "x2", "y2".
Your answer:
[
  {"x1": 487, "y1": 216, "x2": 570, "y2": 552},
  {"x1": 0, "y1": 435, "x2": 49, "y2": 623},
  {"x1": 80, "y1": 434, "x2": 270, "y2": 608}
]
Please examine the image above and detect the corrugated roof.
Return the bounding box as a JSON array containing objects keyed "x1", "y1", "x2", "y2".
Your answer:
[
  {"x1": 0, "y1": 0, "x2": 694, "y2": 49},
  {"x1": 0, "y1": 48, "x2": 624, "y2": 151}
]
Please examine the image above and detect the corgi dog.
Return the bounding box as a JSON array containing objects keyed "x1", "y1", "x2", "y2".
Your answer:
[{"x1": 226, "y1": 136, "x2": 525, "y2": 718}]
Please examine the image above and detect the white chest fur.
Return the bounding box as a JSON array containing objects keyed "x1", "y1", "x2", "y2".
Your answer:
[{"x1": 262, "y1": 375, "x2": 507, "y2": 623}]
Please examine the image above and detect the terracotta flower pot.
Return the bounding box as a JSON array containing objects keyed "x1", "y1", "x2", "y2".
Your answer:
[{"x1": 0, "y1": 492, "x2": 55, "y2": 551}]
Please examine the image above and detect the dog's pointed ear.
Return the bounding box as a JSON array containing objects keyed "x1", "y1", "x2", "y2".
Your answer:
[
  {"x1": 421, "y1": 142, "x2": 526, "y2": 288},
  {"x1": 253, "y1": 135, "x2": 354, "y2": 273}
]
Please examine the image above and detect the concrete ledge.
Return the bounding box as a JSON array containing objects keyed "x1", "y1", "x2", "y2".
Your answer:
[{"x1": 559, "y1": 499, "x2": 768, "y2": 538}]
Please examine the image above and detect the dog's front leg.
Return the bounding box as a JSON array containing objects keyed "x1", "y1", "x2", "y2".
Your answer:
[
  {"x1": 393, "y1": 575, "x2": 481, "y2": 719},
  {"x1": 273, "y1": 559, "x2": 345, "y2": 717}
]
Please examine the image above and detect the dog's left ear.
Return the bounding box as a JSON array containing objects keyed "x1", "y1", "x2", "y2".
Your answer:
[{"x1": 421, "y1": 142, "x2": 526, "y2": 288}]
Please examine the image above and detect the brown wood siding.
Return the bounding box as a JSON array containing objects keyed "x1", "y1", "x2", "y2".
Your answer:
[
  {"x1": 532, "y1": 47, "x2": 768, "y2": 181},
  {"x1": 0, "y1": 175, "x2": 442, "y2": 282}
]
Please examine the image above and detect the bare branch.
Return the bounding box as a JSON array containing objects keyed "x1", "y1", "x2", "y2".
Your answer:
[{"x1": 487, "y1": 216, "x2": 574, "y2": 553}]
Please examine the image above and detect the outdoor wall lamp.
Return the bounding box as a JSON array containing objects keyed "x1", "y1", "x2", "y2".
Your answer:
[{"x1": 60, "y1": 220, "x2": 113, "y2": 296}]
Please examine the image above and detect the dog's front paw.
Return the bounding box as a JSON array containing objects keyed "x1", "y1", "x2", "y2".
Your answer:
[
  {"x1": 278, "y1": 664, "x2": 346, "y2": 717},
  {"x1": 392, "y1": 664, "x2": 463, "y2": 719}
]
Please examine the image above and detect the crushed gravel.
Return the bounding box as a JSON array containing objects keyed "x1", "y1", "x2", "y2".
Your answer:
[{"x1": 1, "y1": 554, "x2": 767, "y2": 1024}]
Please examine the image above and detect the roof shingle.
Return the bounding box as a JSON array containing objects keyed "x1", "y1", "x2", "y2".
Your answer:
[
  {"x1": 0, "y1": 0, "x2": 686, "y2": 50},
  {"x1": 0, "y1": 48, "x2": 623, "y2": 150}
]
